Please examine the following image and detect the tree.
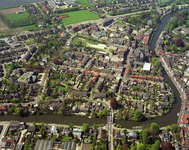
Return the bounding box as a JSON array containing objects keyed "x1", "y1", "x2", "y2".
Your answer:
[
  {"x1": 150, "y1": 123, "x2": 160, "y2": 135},
  {"x1": 164, "y1": 40, "x2": 169, "y2": 45},
  {"x1": 33, "y1": 121, "x2": 36, "y2": 126},
  {"x1": 15, "y1": 107, "x2": 23, "y2": 116},
  {"x1": 129, "y1": 35, "x2": 134, "y2": 41},
  {"x1": 82, "y1": 123, "x2": 89, "y2": 134},
  {"x1": 161, "y1": 141, "x2": 172, "y2": 150},
  {"x1": 122, "y1": 135, "x2": 127, "y2": 144},
  {"x1": 175, "y1": 38, "x2": 184, "y2": 47},
  {"x1": 122, "y1": 143, "x2": 129, "y2": 150},
  {"x1": 40, "y1": 94, "x2": 45, "y2": 100},
  {"x1": 110, "y1": 98, "x2": 118, "y2": 109},
  {"x1": 141, "y1": 129, "x2": 149, "y2": 144},
  {"x1": 69, "y1": 123, "x2": 74, "y2": 130},
  {"x1": 137, "y1": 143, "x2": 146, "y2": 150},
  {"x1": 110, "y1": 50, "x2": 114, "y2": 54},
  {"x1": 151, "y1": 140, "x2": 160, "y2": 150},
  {"x1": 104, "y1": 106, "x2": 107, "y2": 117},
  {"x1": 165, "y1": 125, "x2": 170, "y2": 132},
  {"x1": 134, "y1": 110, "x2": 143, "y2": 122},
  {"x1": 170, "y1": 124, "x2": 180, "y2": 134}
]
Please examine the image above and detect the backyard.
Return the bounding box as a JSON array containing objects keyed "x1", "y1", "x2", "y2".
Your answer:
[
  {"x1": 58, "y1": 10, "x2": 99, "y2": 25},
  {"x1": 4, "y1": 12, "x2": 29, "y2": 23}
]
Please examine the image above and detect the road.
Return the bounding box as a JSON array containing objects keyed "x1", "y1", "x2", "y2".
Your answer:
[{"x1": 0, "y1": 124, "x2": 8, "y2": 146}]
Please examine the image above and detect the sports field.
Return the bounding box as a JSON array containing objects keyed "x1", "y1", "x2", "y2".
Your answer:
[
  {"x1": 4, "y1": 12, "x2": 29, "y2": 23},
  {"x1": 77, "y1": 0, "x2": 91, "y2": 7},
  {"x1": 58, "y1": 10, "x2": 99, "y2": 25}
]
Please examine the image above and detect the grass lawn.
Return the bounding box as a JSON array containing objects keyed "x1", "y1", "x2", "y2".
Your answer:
[
  {"x1": 52, "y1": 135, "x2": 57, "y2": 141},
  {"x1": 116, "y1": 18, "x2": 122, "y2": 21},
  {"x1": 4, "y1": 12, "x2": 29, "y2": 23},
  {"x1": 33, "y1": 62, "x2": 39, "y2": 66},
  {"x1": 116, "y1": 22, "x2": 125, "y2": 25},
  {"x1": 62, "y1": 136, "x2": 68, "y2": 142},
  {"x1": 22, "y1": 24, "x2": 39, "y2": 31},
  {"x1": 58, "y1": 10, "x2": 99, "y2": 25},
  {"x1": 20, "y1": 77, "x2": 25, "y2": 80},
  {"x1": 77, "y1": 0, "x2": 91, "y2": 7},
  {"x1": 187, "y1": 20, "x2": 189, "y2": 25},
  {"x1": 58, "y1": 86, "x2": 66, "y2": 91},
  {"x1": 147, "y1": 144, "x2": 152, "y2": 150}
]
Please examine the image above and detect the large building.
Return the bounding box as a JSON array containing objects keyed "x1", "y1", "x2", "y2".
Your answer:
[{"x1": 34, "y1": 140, "x2": 53, "y2": 150}]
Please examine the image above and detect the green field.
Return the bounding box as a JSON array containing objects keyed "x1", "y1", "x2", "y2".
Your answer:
[
  {"x1": 58, "y1": 10, "x2": 99, "y2": 25},
  {"x1": 4, "y1": 12, "x2": 29, "y2": 23},
  {"x1": 77, "y1": 0, "x2": 91, "y2": 7},
  {"x1": 22, "y1": 24, "x2": 39, "y2": 31}
]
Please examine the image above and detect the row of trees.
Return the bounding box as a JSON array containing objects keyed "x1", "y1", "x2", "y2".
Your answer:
[{"x1": 56, "y1": 7, "x2": 80, "y2": 13}]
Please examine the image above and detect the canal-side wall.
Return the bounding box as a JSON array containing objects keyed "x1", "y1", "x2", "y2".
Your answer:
[{"x1": 155, "y1": 34, "x2": 185, "y2": 126}]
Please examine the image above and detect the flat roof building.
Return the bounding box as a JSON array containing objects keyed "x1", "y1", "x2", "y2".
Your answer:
[
  {"x1": 34, "y1": 140, "x2": 53, "y2": 150},
  {"x1": 142, "y1": 63, "x2": 151, "y2": 71}
]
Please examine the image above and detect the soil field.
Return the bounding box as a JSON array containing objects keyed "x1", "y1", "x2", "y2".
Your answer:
[{"x1": 0, "y1": 7, "x2": 23, "y2": 14}]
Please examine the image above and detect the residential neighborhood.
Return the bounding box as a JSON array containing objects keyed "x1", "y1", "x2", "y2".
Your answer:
[{"x1": 0, "y1": 0, "x2": 188, "y2": 149}]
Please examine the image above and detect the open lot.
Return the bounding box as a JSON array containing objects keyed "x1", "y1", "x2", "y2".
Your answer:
[
  {"x1": 77, "y1": 0, "x2": 91, "y2": 7},
  {"x1": 0, "y1": 7, "x2": 23, "y2": 14},
  {"x1": 0, "y1": 20, "x2": 11, "y2": 32},
  {"x1": 58, "y1": 10, "x2": 99, "y2": 25},
  {"x1": 4, "y1": 12, "x2": 29, "y2": 23}
]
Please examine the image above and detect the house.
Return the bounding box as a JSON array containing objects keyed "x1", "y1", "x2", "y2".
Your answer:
[
  {"x1": 101, "y1": 18, "x2": 113, "y2": 27},
  {"x1": 34, "y1": 140, "x2": 53, "y2": 150},
  {"x1": 38, "y1": 21, "x2": 46, "y2": 28},
  {"x1": 52, "y1": 64, "x2": 59, "y2": 71},
  {"x1": 61, "y1": 32, "x2": 67, "y2": 37},
  {"x1": 90, "y1": 24, "x2": 99, "y2": 31},
  {"x1": 50, "y1": 102, "x2": 61, "y2": 111},
  {"x1": 1, "y1": 141, "x2": 13, "y2": 150},
  {"x1": 127, "y1": 132, "x2": 137, "y2": 140},
  {"x1": 63, "y1": 127, "x2": 70, "y2": 135},
  {"x1": 72, "y1": 128, "x2": 82, "y2": 138},
  {"x1": 46, "y1": 87, "x2": 52, "y2": 96},
  {"x1": 15, "y1": 144, "x2": 23, "y2": 150},
  {"x1": 84, "y1": 80, "x2": 93, "y2": 91},
  {"x1": 0, "y1": 106, "x2": 7, "y2": 111},
  {"x1": 51, "y1": 126, "x2": 59, "y2": 134},
  {"x1": 159, "y1": 131, "x2": 171, "y2": 142},
  {"x1": 22, "y1": 52, "x2": 31, "y2": 62},
  {"x1": 94, "y1": 93, "x2": 106, "y2": 98},
  {"x1": 115, "y1": 131, "x2": 124, "y2": 139},
  {"x1": 14, "y1": 68, "x2": 23, "y2": 77},
  {"x1": 9, "y1": 121, "x2": 20, "y2": 129},
  {"x1": 147, "y1": 20, "x2": 153, "y2": 26}
]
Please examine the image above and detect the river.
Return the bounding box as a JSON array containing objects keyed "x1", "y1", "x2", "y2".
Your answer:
[
  {"x1": 0, "y1": 1, "x2": 188, "y2": 128},
  {"x1": 0, "y1": 0, "x2": 44, "y2": 9}
]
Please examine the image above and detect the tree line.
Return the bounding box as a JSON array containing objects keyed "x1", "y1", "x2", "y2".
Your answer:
[
  {"x1": 56, "y1": 7, "x2": 80, "y2": 14},
  {"x1": 0, "y1": 12, "x2": 37, "y2": 28}
]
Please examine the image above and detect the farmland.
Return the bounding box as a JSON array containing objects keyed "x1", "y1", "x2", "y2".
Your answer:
[
  {"x1": 4, "y1": 12, "x2": 29, "y2": 23},
  {"x1": 58, "y1": 10, "x2": 99, "y2": 25}
]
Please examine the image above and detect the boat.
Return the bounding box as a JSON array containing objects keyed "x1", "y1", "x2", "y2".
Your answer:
[
  {"x1": 177, "y1": 113, "x2": 179, "y2": 116},
  {"x1": 88, "y1": 116, "x2": 91, "y2": 119},
  {"x1": 180, "y1": 95, "x2": 181, "y2": 98}
]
